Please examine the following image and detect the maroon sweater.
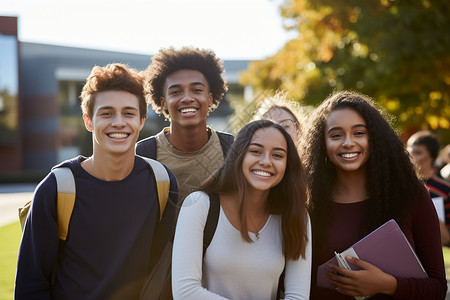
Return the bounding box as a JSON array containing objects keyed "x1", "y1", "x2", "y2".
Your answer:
[{"x1": 311, "y1": 194, "x2": 447, "y2": 299}]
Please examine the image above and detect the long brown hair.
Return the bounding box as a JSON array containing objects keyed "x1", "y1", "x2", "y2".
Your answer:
[{"x1": 200, "y1": 120, "x2": 309, "y2": 260}]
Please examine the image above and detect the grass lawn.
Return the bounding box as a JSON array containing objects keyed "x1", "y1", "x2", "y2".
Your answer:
[
  {"x1": 0, "y1": 222, "x2": 21, "y2": 300},
  {"x1": 1, "y1": 222, "x2": 450, "y2": 299}
]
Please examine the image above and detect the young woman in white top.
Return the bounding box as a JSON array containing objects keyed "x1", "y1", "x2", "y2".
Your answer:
[{"x1": 172, "y1": 119, "x2": 311, "y2": 300}]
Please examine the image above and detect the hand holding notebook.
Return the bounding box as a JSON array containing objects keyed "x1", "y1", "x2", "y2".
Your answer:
[{"x1": 317, "y1": 219, "x2": 428, "y2": 292}]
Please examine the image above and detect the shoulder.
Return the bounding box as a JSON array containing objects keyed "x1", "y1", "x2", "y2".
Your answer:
[
  {"x1": 136, "y1": 156, "x2": 175, "y2": 179},
  {"x1": 35, "y1": 156, "x2": 81, "y2": 197},
  {"x1": 215, "y1": 130, "x2": 234, "y2": 144},
  {"x1": 34, "y1": 171, "x2": 57, "y2": 196},
  {"x1": 31, "y1": 170, "x2": 59, "y2": 216},
  {"x1": 432, "y1": 174, "x2": 450, "y2": 190},
  {"x1": 411, "y1": 187, "x2": 436, "y2": 219},
  {"x1": 135, "y1": 156, "x2": 178, "y2": 201},
  {"x1": 52, "y1": 156, "x2": 82, "y2": 172},
  {"x1": 135, "y1": 134, "x2": 157, "y2": 154},
  {"x1": 176, "y1": 191, "x2": 211, "y2": 227},
  {"x1": 182, "y1": 191, "x2": 210, "y2": 208},
  {"x1": 212, "y1": 129, "x2": 234, "y2": 155}
]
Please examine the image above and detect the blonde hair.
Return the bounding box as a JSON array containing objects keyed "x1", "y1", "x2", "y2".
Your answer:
[{"x1": 254, "y1": 91, "x2": 304, "y2": 130}]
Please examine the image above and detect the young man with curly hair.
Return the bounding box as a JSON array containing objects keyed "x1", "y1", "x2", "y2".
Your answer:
[
  {"x1": 15, "y1": 63, "x2": 178, "y2": 299},
  {"x1": 136, "y1": 47, "x2": 234, "y2": 202}
]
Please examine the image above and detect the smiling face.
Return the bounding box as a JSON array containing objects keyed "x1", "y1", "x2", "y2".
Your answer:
[
  {"x1": 242, "y1": 127, "x2": 288, "y2": 195},
  {"x1": 161, "y1": 69, "x2": 213, "y2": 130},
  {"x1": 83, "y1": 90, "x2": 145, "y2": 157},
  {"x1": 325, "y1": 108, "x2": 370, "y2": 174}
]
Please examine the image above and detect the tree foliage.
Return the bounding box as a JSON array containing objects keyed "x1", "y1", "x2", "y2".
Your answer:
[{"x1": 240, "y1": 0, "x2": 450, "y2": 135}]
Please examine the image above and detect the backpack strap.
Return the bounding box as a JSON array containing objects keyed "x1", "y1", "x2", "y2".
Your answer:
[
  {"x1": 53, "y1": 167, "x2": 76, "y2": 241},
  {"x1": 18, "y1": 167, "x2": 76, "y2": 236},
  {"x1": 18, "y1": 201, "x2": 31, "y2": 231},
  {"x1": 140, "y1": 157, "x2": 170, "y2": 221},
  {"x1": 51, "y1": 167, "x2": 76, "y2": 285},
  {"x1": 217, "y1": 131, "x2": 234, "y2": 158},
  {"x1": 136, "y1": 136, "x2": 158, "y2": 160},
  {"x1": 203, "y1": 192, "x2": 220, "y2": 256}
]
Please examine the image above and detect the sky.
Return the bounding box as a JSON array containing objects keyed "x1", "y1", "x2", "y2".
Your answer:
[{"x1": 0, "y1": 0, "x2": 297, "y2": 60}]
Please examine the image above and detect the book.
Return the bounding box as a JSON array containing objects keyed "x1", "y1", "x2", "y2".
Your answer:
[
  {"x1": 334, "y1": 249, "x2": 370, "y2": 300},
  {"x1": 317, "y1": 219, "x2": 428, "y2": 291}
]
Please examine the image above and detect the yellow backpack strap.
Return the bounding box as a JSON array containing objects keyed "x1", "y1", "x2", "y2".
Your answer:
[
  {"x1": 19, "y1": 201, "x2": 32, "y2": 231},
  {"x1": 53, "y1": 167, "x2": 76, "y2": 241},
  {"x1": 142, "y1": 158, "x2": 170, "y2": 221}
]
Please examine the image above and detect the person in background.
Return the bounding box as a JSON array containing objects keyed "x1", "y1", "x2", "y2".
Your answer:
[
  {"x1": 301, "y1": 91, "x2": 447, "y2": 299},
  {"x1": 253, "y1": 91, "x2": 303, "y2": 148},
  {"x1": 172, "y1": 120, "x2": 312, "y2": 300},
  {"x1": 136, "y1": 47, "x2": 234, "y2": 202},
  {"x1": 407, "y1": 131, "x2": 450, "y2": 245},
  {"x1": 439, "y1": 144, "x2": 450, "y2": 180},
  {"x1": 15, "y1": 63, "x2": 178, "y2": 299}
]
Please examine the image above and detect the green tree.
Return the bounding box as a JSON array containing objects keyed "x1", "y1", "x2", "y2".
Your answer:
[{"x1": 241, "y1": 0, "x2": 450, "y2": 137}]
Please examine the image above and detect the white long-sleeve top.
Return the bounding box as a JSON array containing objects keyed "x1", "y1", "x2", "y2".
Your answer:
[{"x1": 172, "y1": 191, "x2": 312, "y2": 300}]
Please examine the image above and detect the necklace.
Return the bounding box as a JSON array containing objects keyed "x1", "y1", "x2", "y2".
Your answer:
[{"x1": 248, "y1": 214, "x2": 268, "y2": 240}]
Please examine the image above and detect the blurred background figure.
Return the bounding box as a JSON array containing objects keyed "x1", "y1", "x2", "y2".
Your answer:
[
  {"x1": 407, "y1": 131, "x2": 450, "y2": 246},
  {"x1": 253, "y1": 91, "x2": 304, "y2": 148},
  {"x1": 439, "y1": 144, "x2": 450, "y2": 181}
]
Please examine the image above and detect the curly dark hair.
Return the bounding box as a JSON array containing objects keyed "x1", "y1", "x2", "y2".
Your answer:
[
  {"x1": 200, "y1": 120, "x2": 309, "y2": 260},
  {"x1": 144, "y1": 47, "x2": 228, "y2": 118},
  {"x1": 300, "y1": 91, "x2": 425, "y2": 236},
  {"x1": 80, "y1": 63, "x2": 148, "y2": 119}
]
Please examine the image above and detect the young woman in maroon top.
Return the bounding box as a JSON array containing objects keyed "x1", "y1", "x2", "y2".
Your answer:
[{"x1": 301, "y1": 91, "x2": 447, "y2": 299}]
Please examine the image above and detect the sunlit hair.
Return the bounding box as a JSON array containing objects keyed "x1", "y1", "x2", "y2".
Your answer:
[
  {"x1": 143, "y1": 47, "x2": 228, "y2": 118},
  {"x1": 300, "y1": 91, "x2": 425, "y2": 237},
  {"x1": 80, "y1": 63, "x2": 148, "y2": 119},
  {"x1": 253, "y1": 91, "x2": 304, "y2": 133},
  {"x1": 200, "y1": 119, "x2": 309, "y2": 260}
]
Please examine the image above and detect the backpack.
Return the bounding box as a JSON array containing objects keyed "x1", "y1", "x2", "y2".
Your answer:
[
  {"x1": 136, "y1": 131, "x2": 234, "y2": 160},
  {"x1": 203, "y1": 193, "x2": 220, "y2": 256},
  {"x1": 17, "y1": 157, "x2": 173, "y2": 299}
]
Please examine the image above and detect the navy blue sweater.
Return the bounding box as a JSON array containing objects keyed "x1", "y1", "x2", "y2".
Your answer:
[{"x1": 15, "y1": 156, "x2": 178, "y2": 300}]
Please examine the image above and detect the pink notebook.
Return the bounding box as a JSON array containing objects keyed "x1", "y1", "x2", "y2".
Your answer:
[{"x1": 317, "y1": 219, "x2": 428, "y2": 289}]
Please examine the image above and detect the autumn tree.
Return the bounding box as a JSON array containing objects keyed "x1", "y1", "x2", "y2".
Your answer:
[{"x1": 240, "y1": 0, "x2": 450, "y2": 140}]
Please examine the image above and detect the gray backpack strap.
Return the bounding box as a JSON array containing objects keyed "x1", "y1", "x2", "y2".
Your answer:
[
  {"x1": 53, "y1": 167, "x2": 76, "y2": 241},
  {"x1": 140, "y1": 157, "x2": 171, "y2": 221}
]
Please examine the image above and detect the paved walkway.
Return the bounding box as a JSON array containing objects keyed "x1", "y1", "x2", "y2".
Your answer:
[{"x1": 0, "y1": 184, "x2": 36, "y2": 227}]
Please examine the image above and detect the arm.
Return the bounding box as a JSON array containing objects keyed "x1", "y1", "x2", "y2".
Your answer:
[
  {"x1": 15, "y1": 174, "x2": 59, "y2": 300},
  {"x1": 326, "y1": 194, "x2": 447, "y2": 299},
  {"x1": 284, "y1": 214, "x2": 312, "y2": 300},
  {"x1": 439, "y1": 220, "x2": 450, "y2": 245},
  {"x1": 171, "y1": 192, "x2": 228, "y2": 300},
  {"x1": 394, "y1": 193, "x2": 447, "y2": 299}
]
